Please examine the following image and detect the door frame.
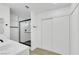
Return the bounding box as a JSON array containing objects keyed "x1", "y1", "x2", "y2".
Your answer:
[{"x1": 19, "y1": 19, "x2": 31, "y2": 43}]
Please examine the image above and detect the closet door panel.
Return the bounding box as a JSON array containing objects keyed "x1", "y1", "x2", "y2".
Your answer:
[
  {"x1": 42, "y1": 16, "x2": 69, "y2": 54},
  {"x1": 52, "y1": 16, "x2": 69, "y2": 54},
  {"x1": 42, "y1": 20, "x2": 53, "y2": 51}
]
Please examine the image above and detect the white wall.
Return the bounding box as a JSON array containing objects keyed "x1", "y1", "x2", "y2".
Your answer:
[
  {"x1": 0, "y1": 4, "x2": 10, "y2": 39},
  {"x1": 10, "y1": 13, "x2": 19, "y2": 27},
  {"x1": 31, "y1": 6, "x2": 71, "y2": 50},
  {"x1": 10, "y1": 13, "x2": 19, "y2": 42},
  {"x1": 70, "y1": 4, "x2": 79, "y2": 54},
  {"x1": 31, "y1": 12, "x2": 39, "y2": 50},
  {"x1": 31, "y1": 3, "x2": 79, "y2": 54}
]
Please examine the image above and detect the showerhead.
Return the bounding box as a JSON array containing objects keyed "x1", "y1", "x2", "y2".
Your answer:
[{"x1": 25, "y1": 5, "x2": 29, "y2": 9}]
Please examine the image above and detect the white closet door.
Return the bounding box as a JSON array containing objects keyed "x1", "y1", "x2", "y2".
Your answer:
[
  {"x1": 52, "y1": 16, "x2": 69, "y2": 54},
  {"x1": 42, "y1": 20, "x2": 53, "y2": 51},
  {"x1": 42, "y1": 16, "x2": 69, "y2": 54}
]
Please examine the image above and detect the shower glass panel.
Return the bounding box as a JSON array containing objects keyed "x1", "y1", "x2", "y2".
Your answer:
[{"x1": 19, "y1": 19, "x2": 31, "y2": 46}]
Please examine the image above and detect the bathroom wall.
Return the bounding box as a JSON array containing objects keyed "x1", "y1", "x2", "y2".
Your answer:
[
  {"x1": 0, "y1": 4, "x2": 10, "y2": 39},
  {"x1": 10, "y1": 12, "x2": 31, "y2": 42},
  {"x1": 10, "y1": 13, "x2": 19, "y2": 42},
  {"x1": 10, "y1": 12, "x2": 26, "y2": 42},
  {"x1": 10, "y1": 13, "x2": 19, "y2": 27}
]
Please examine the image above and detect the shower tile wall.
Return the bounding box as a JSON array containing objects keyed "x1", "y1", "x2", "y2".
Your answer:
[
  {"x1": 10, "y1": 14, "x2": 19, "y2": 42},
  {"x1": 25, "y1": 33, "x2": 31, "y2": 41},
  {"x1": 10, "y1": 13, "x2": 31, "y2": 42}
]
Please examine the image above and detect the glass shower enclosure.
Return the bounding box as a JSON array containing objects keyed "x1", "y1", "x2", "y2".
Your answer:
[{"x1": 19, "y1": 19, "x2": 31, "y2": 46}]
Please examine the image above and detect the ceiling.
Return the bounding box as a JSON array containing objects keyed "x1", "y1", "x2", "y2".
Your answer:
[
  {"x1": 2, "y1": 3, "x2": 31, "y2": 19},
  {"x1": 27, "y1": 3, "x2": 71, "y2": 13},
  {"x1": 1, "y1": 3, "x2": 71, "y2": 18}
]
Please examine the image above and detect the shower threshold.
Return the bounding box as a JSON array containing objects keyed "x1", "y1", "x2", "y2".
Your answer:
[{"x1": 20, "y1": 40, "x2": 31, "y2": 47}]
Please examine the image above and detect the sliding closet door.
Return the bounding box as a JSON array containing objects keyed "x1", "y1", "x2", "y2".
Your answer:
[
  {"x1": 42, "y1": 20, "x2": 53, "y2": 51},
  {"x1": 52, "y1": 16, "x2": 69, "y2": 54},
  {"x1": 42, "y1": 16, "x2": 69, "y2": 54}
]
